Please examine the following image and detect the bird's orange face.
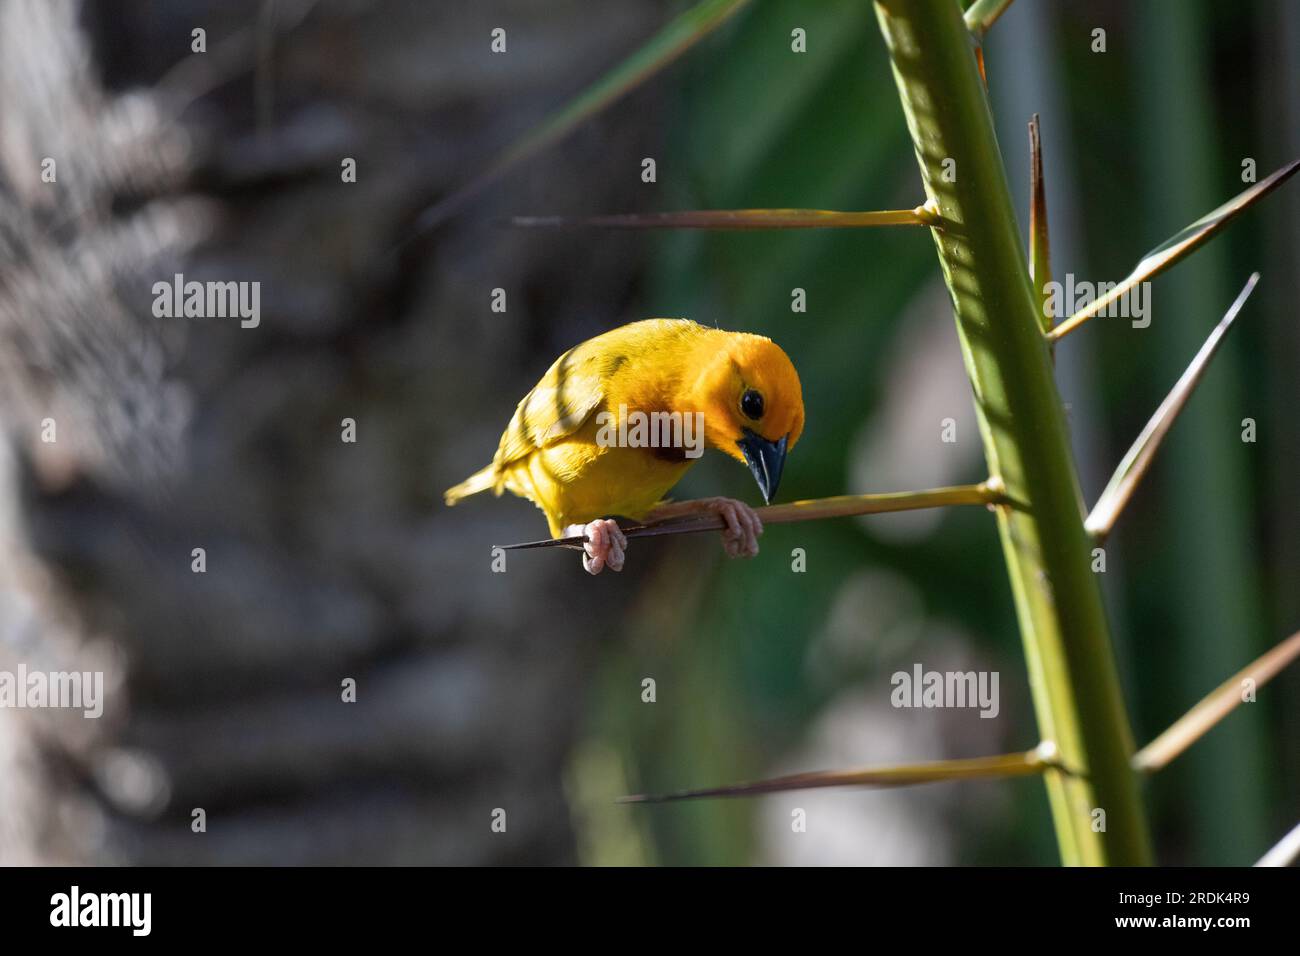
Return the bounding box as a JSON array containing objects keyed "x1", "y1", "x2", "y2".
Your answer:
[{"x1": 693, "y1": 334, "x2": 805, "y2": 504}]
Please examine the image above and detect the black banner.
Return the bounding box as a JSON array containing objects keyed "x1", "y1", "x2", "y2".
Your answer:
[{"x1": 0, "y1": 866, "x2": 1293, "y2": 942}]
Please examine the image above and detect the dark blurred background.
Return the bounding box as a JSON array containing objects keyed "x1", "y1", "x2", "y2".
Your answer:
[{"x1": 0, "y1": 0, "x2": 1295, "y2": 865}]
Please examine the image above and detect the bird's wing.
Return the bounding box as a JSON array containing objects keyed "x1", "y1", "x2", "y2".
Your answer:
[{"x1": 492, "y1": 345, "x2": 611, "y2": 470}]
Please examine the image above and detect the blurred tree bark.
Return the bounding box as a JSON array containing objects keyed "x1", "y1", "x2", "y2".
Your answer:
[{"x1": 0, "y1": 0, "x2": 657, "y2": 864}]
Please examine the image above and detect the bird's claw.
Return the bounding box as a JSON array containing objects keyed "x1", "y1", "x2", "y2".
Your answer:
[
  {"x1": 565, "y1": 518, "x2": 627, "y2": 575},
  {"x1": 698, "y1": 497, "x2": 763, "y2": 558},
  {"x1": 564, "y1": 499, "x2": 760, "y2": 573}
]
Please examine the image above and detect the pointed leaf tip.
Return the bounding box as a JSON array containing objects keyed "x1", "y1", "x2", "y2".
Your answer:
[
  {"x1": 1135, "y1": 629, "x2": 1300, "y2": 774},
  {"x1": 404, "y1": 0, "x2": 753, "y2": 236},
  {"x1": 1051, "y1": 159, "x2": 1297, "y2": 341},
  {"x1": 965, "y1": 0, "x2": 1016, "y2": 39},
  {"x1": 1086, "y1": 273, "x2": 1260, "y2": 541}
]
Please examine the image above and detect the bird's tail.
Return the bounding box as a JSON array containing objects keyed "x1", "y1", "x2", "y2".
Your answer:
[{"x1": 444, "y1": 464, "x2": 499, "y2": 506}]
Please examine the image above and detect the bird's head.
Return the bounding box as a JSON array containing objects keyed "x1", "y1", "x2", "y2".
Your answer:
[{"x1": 692, "y1": 332, "x2": 805, "y2": 505}]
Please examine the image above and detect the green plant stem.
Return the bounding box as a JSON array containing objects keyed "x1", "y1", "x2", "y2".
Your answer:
[{"x1": 874, "y1": 0, "x2": 1152, "y2": 865}]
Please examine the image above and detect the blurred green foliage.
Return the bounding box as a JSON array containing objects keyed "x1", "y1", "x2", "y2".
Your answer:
[{"x1": 573, "y1": 0, "x2": 1299, "y2": 865}]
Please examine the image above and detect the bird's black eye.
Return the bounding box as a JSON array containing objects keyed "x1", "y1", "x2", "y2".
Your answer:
[{"x1": 740, "y1": 389, "x2": 764, "y2": 421}]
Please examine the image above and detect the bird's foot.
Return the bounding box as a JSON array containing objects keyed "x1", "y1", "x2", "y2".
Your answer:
[
  {"x1": 706, "y1": 497, "x2": 763, "y2": 558},
  {"x1": 655, "y1": 497, "x2": 763, "y2": 558},
  {"x1": 563, "y1": 518, "x2": 627, "y2": 575}
]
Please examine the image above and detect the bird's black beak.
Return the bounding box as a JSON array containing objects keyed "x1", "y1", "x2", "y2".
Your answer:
[{"x1": 737, "y1": 429, "x2": 788, "y2": 505}]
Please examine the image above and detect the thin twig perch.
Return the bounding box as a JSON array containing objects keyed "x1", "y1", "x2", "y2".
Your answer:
[
  {"x1": 510, "y1": 206, "x2": 937, "y2": 230},
  {"x1": 620, "y1": 744, "x2": 1057, "y2": 804},
  {"x1": 501, "y1": 480, "x2": 1002, "y2": 551}
]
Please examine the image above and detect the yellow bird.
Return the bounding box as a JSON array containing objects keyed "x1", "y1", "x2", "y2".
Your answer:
[{"x1": 444, "y1": 318, "x2": 805, "y2": 573}]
